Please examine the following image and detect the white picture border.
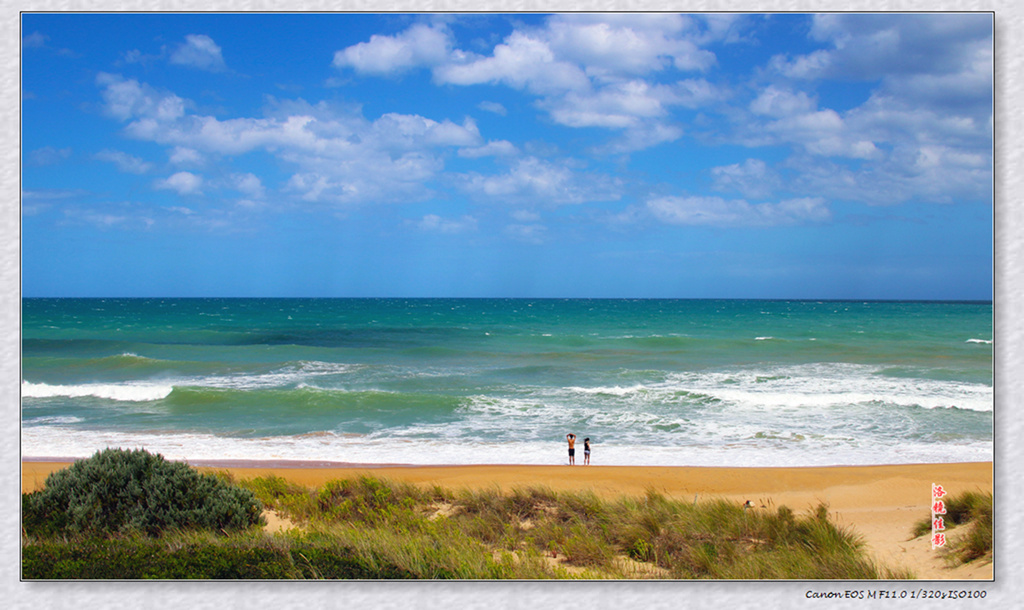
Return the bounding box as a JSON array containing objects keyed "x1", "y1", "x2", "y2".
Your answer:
[{"x1": 5, "y1": 2, "x2": 1016, "y2": 608}]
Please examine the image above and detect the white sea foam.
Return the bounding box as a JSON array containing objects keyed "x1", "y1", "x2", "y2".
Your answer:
[
  {"x1": 685, "y1": 364, "x2": 991, "y2": 412},
  {"x1": 23, "y1": 416, "x2": 84, "y2": 425},
  {"x1": 565, "y1": 384, "x2": 648, "y2": 398},
  {"x1": 189, "y1": 360, "x2": 361, "y2": 391},
  {"x1": 560, "y1": 364, "x2": 992, "y2": 412},
  {"x1": 966, "y1": 338, "x2": 993, "y2": 344},
  {"x1": 22, "y1": 381, "x2": 174, "y2": 402},
  {"x1": 440, "y1": 363, "x2": 993, "y2": 458},
  {"x1": 19, "y1": 426, "x2": 993, "y2": 467}
]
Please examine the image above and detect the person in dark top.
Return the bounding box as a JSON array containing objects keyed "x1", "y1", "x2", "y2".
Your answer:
[
  {"x1": 566, "y1": 433, "x2": 576, "y2": 465},
  {"x1": 584, "y1": 437, "x2": 591, "y2": 465}
]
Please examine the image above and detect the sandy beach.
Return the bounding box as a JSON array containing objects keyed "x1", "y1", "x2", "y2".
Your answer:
[{"x1": 22, "y1": 459, "x2": 993, "y2": 580}]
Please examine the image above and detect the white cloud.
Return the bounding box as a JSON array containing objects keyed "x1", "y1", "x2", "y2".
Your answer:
[
  {"x1": 117, "y1": 99, "x2": 479, "y2": 162},
  {"x1": 169, "y1": 147, "x2": 204, "y2": 166},
  {"x1": 333, "y1": 24, "x2": 450, "y2": 75},
  {"x1": 672, "y1": 78, "x2": 722, "y2": 108},
  {"x1": 511, "y1": 210, "x2": 540, "y2": 222},
  {"x1": 279, "y1": 151, "x2": 443, "y2": 204},
  {"x1": 23, "y1": 32, "x2": 47, "y2": 48},
  {"x1": 333, "y1": 15, "x2": 738, "y2": 153},
  {"x1": 127, "y1": 114, "x2": 319, "y2": 156},
  {"x1": 540, "y1": 77, "x2": 719, "y2": 153},
  {"x1": 646, "y1": 195, "x2": 831, "y2": 227},
  {"x1": 457, "y1": 157, "x2": 622, "y2": 206},
  {"x1": 28, "y1": 146, "x2": 72, "y2": 166},
  {"x1": 807, "y1": 14, "x2": 991, "y2": 79},
  {"x1": 371, "y1": 113, "x2": 481, "y2": 148},
  {"x1": 121, "y1": 49, "x2": 145, "y2": 64},
  {"x1": 230, "y1": 173, "x2": 265, "y2": 199},
  {"x1": 770, "y1": 14, "x2": 991, "y2": 119},
  {"x1": 458, "y1": 140, "x2": 517, "y2": 158},
  {"x1": 22, "y1": 189, "x2": 85, "y2": 202},
  {"x1": 749, "y1": 87, "x2": 816, "y2": 118},
  {"x1": 95, "y1": 149, "x2": 153, "y2": 174},
  {"x1": 739, "y1": 93, "x2": 882, "y2": 161},
  {"x1": 65, "y1": 210, "x2": 129, "y2": 227},
  {"x1": 504, "y1": 223, "x2": 547, "y2": 244},
  {"x1": 156, "y1": 171, "x2": 203, "y2": 195},
  {"x1": 753, "y1": 14, "x2": 990, "y2": 184},
  {"x1": 96, "y1": 75, "x2": 500, "y2": 206},
  {"x1": 416, "y1": 214, "x2": 477, "y2": 234},
  {"x1": 769, "y1": 50, "x2": 832, "y2": 80},
  {"x1": 599, "y1": 122, "x2": 684, "y2": 155},
  {"x1": 544, "y1": 13, "x2": 716, "y2": 77},
  {"x1": 711, "y1": 159, "x2": 781, "y2": 200},
  {"x1": 169, "y1": 34, "x2": 227, "y2": 72},
  {"x1": 789, "y1": 142, "x2": 991, "y2": 207},
  {"x1": 545, "y1": 80, "x2": 672, "y2": 129},
  {"x1": 436, "y1": 16, "x2": 728, "y2": 151},
  {"x1": 478, "y1": 101, "x2": 507, "y2": 115},
  {"x1": 734, "y1": 16, "x2": 990, "y2": 207},
  {"x1": 694, "y1": 14, "x2": 749, "y2": 45},
  {"x1": 96, "y1": 73, "x2": 187, "y2": 122},
  {"x1": 769, "y1": 109, "x2": 880, "y2": 159},
  {"x1": 435, "y1": 30, "x2": 590, "y2": 95},
  {"x1": 59, "y1": 202, "x2": 161, "y2": 230}
]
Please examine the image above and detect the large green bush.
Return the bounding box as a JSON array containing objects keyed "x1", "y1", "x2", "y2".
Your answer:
[{"x1": 23, "y1": 448, "x2": 263, "y2": 537}]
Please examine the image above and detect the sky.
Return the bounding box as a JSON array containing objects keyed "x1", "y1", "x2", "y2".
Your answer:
[{"x1": 21, "y1": 12, "x2": 993, "y2": 299}]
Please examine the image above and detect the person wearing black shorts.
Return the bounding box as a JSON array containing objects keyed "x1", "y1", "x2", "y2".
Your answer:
[
  {"x1": 566, "y1": 433, "x2": 576, "y2": 465},
  {"x1": 583, "y1": 437, "x2": 591, "y2": 465}
]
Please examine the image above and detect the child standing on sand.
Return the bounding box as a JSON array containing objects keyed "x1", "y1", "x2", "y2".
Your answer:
[
  {"x1": 566, "y1": 433, "x2": 576, "y2": 465},
  {"x1": 584, "y1": 437, "x2": 591, "y2": 465}
]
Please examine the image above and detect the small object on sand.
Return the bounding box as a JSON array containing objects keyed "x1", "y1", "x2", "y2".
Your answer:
[{"x1": 743, "y1": 500, "x2": 754, "y2": 509}]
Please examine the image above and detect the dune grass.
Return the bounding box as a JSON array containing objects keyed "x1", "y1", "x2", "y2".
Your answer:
[
  {"x1": 24, "y1": 470, "x2": 913, "y2": 580},
  {"x1": 236, "y1": 475, "x2": 910, "y2": 579},
  {"x1": 912, "y1": 490, "x2": 992, "y2": 566}
]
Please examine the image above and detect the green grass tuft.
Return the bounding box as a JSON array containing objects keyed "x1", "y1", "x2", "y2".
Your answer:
[
  {"x1": 25, "y1": 463, "x2": 917, "y2": 580},
  {"x1": 911, "y1": 490, "x2": 992, "y2": 566}
]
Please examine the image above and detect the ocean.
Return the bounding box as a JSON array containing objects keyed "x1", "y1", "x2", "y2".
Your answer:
[{"x1": 21, "y1": 298, "x2": 993, "y2": 467}]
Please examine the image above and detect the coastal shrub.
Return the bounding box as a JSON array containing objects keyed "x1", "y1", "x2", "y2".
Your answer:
[
  {"x1": 504, "y1": 486, "x2": 559, "y2": 520},
  {"x1": 558, "y1": 524, "x2": 614, "y2": 567},
  {"x1": 238, "y1": 474, "x2": 306, "y2": 503},
  {"x1": 944, "y1": 491, "x2": 991, "y2": 524},
  {"x1": 22, "y1": 448, "x2": 263, "y2": 537},
  {"x1": 556, "y1": 489, "x2": 607, "y2": 525},
  {"x1": 24, "y1": 473, "x2": 916, "y2": 580},
  {"x1": 240, "y1": 475, "x2": 315, "y2": 524},
  {"x1": 626, "y1": 536, "x2": 653, "y2": 562},
  {"x1": 599, "y1": 496, "x2": 881, "y2": 579},
  {"x1": 308, "y1": 522, "x2": 527, "y2": 579},
  {"x1": 22, "y1": 536, "x2": 298, "y2": 579},
  {"x1": 312, "y1": 476, "x2": 425, "y2": 525}
]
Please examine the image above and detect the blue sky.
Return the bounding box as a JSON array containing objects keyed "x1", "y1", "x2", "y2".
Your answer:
[{"x1": 21, "y1": 12, "x2": 993, "y2": 299}]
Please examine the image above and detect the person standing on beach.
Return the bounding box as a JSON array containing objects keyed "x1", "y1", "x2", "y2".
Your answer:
[
  {"x1": 566, "y1": 433, "x2": 576, "y2": 465},
  {"x1": 584, "y1": 437, "x2": 591, "y2": 465}
]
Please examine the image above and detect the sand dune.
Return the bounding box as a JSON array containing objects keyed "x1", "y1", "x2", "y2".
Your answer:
[{"x1": 22, "y1": 459, "x2": 993, "y2": 580}]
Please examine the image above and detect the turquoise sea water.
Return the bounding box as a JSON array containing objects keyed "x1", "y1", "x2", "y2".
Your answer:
[{"x1": 21, "y1": 298, "x2": 993, "y2": 466}]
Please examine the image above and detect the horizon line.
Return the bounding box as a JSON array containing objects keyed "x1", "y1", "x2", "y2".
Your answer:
[{"x1": 20, "y1": 295, "x2": 995, "y2": 304}]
